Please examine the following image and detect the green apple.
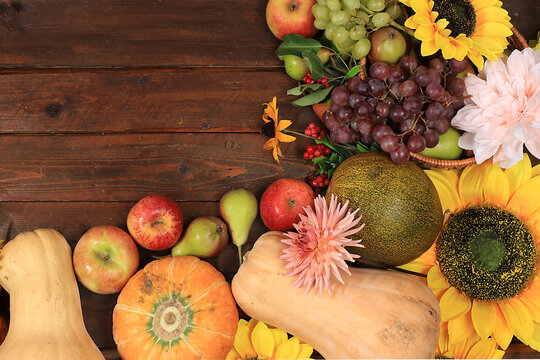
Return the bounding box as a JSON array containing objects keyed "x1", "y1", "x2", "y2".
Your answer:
[
  {"x1": 368, "y1": 26, "x2": 408, "y2": 65},
  {"x1": 283, "y1": 54, "x2": 310, "y2": 80},
  {"x1": 421, "y1": 127, "x2": 463, "y2": 160}
]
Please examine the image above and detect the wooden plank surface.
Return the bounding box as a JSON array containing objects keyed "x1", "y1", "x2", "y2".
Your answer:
[
  {"x1": 0, "y1": 133, "x2": 314, "y2": 201},
  {"x1": 0, "y1": 70, "x2": 317, "y2": 133}
]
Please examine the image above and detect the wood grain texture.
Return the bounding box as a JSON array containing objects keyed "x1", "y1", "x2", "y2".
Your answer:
[
  {"x1": 0, "y1": 70, "x2": 317, "y2": 133},
  {"x1": 0, "y1": 0, "x2": 281, "y2": 68},
  {"x1": 0, "y1": 133, "x2": 314, "y2": 201}
]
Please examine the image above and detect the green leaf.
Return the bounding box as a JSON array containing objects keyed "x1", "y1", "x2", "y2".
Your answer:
[
  {"x1": 344, "y1": 65, "x2": 360, "y2": 80},
  {"x1": 276, "y1": 34, "x2": 322, "y2": 57},
  {"x1": 286, "y1": 83, "x2": 323, "y2": 96},
  {"x1": 291, "y1": 86, "x2": 333, "y2": 107},
  {"x1": 301, "y1": 50, "x2": 324, "y2": 80}
]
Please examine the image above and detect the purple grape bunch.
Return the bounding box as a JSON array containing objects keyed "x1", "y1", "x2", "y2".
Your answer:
[{"x1": 322, "y1": 55, "x2": 469, "y2": 164}]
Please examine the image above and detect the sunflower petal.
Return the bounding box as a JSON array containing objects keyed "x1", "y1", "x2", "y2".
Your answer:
[
  {"x1": 458, "y1": 162, "x2": 490, "y2": 207},
  {"x1": 262, "y1": 138, "x2": 276, "y2": 151},
  {"x1": 427, "y1": 265, "x2": 449, "y2": 290},
  {"x1": 492, "y1": 306, "x2": 514, "y2": 349},
  {"x1": 270, "y1": 328, "x2": 288, "y2": 349},
  {"x1": 483, "y1": 164, "x2": 510, "y2": 207},
  {"x1": 251, "y1": 321, "x2": 276, "y2": 358},
  {"x1": 468, "y1": 49, "x2": 485, "y2": 70},
  {"x1": 471, "y1": 300, "x2": 498, "y2": 339},
  {"x1": 475, "y1": 23, "x2": 513, "y2": 37},
  {"x1": 399, "y1": 243, "x2": 437, "y2": 274},
  {"x1": 475, "y1": 7, "x2": 512, "y2": 27},
  {"x1": 420, "y1": 40, "x2": 439, "y2": 56},
  {"x1": 297, "y1": 343, "x2": 314, "y2": 359},
  {"x1": 415, "y1": 25, "x2": 436, "y2": 41},
  {"x1": 425, "y1": 169, "x2": 462, "y2": 213},
  {"x1": 530, "y1": 323, "x2": 540, "y2": 352},
  {"x1": 435, "y1": 31, "x2": 451, "y2": 50},
  {"x1": 404, "y1": 15, "x2": 419, "y2": 29},
  {"x1": 441, "y1": 42, "x2": 457, "y2": 60},
  {"x1": 505, "y1": 154, "x2": 532, "y2": 194},
  {"x1": 226, "y1": 347, "x2": 242, "y2": 360},
  {"x1": 531, "y1": 163, "x2": 540, "y2": 178},
  {"x1": 234, "y1": 322, "x2": 258, "y2": 358},
  {"x1": 275, "y1": 337, "x2": 300, "y2": 360},
  {"x1": 448, "y1": 312, "x2": 475, "y2": 344},
  {"x1": 440, "y1": 287, "x2": 472, "y2": 322},
  {"x1": 466, "y1": 338, "x2": 499, "y2": 359},
  {"x1": 507, "y1": 175, "x2": 540, "y2": 221},
  {"x1": 500, "y1": 299, "x2": 534, "y2": 345},
  {"x1": 471, "y1": 0, "x2": 500, "y2": 12}
]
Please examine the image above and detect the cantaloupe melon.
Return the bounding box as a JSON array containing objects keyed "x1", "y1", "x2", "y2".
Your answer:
[{"x1": 327, "y1": 152, "x2": 443, "y2": 266}]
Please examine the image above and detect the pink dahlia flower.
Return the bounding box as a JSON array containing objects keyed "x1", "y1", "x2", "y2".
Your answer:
[
  {"x1": 280, "y1": 194, "x2": 364, "y2": 296},
  {"x1": 452, "y1": 48, "x2": 540, "y2": 168}
]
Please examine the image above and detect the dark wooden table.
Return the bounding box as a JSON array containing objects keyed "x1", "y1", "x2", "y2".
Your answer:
[{"x1": 0, "y1": 0, "x2": 538, "y2": 358}]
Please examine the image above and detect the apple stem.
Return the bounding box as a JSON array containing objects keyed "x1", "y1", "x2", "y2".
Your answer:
[{"x1": 389, "y1": 20, "x2": 415, "y2": 37}]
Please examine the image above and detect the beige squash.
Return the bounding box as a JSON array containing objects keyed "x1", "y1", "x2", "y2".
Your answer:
[
  {"x1": 232, "y1": 231, "x2": 441, "y2": 359},
  {"x1": 0, "y1": 228, "x2": 104, "y2": 360}
]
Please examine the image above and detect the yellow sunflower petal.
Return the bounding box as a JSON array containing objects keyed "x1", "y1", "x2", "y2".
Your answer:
[
  {"x1": 441, "y1": 42, "x2": 457, "y2": 60},
  {"x1": 530, "y1": 323, "x2": 540, "y2": 352},
  {"x1": 483, "y1": 164, "x2": 510, "y2": 207},
  {"x1": 273, "y1": 145, "x2": 281, "y2": 163},
  {"x1": 251, "y1": 321, "x2": 276, "y2": 358},
  {"x1": 471, "y1": 0, "x2": 501, "y2": 12},
  {"x1": 400, "y1": 0, "x2": 412, "y2": 6},
  {"x1": 270, "y1": 328, "x2": 288, "y2": 349},
  {"x1": 425, "y1": 169, "x2": 462, "y2": 213},
  {"x1": 275, "y1": 337, "x2": 300, "y2": 360},
  {"x1": 226, "y1": 347, "x2": 242, "y2": 360},
  {"x1": 475, "y1": 7, "x2": 512, "y2": 26},
  {"x1": 434, "y1": 31, "x2": 451, "y2": 50},
  {"x1": 440, "y1": 287, "x2": 472, "y2": 322},
  {"x1": 466, "y1": 338, "x2": 499, "y2": 359},
  {"x1": 276, "y1": 119, "x2": 292, "y2": 131},
  {"x1": 427, "y1": 265, "x2": 450, "y2": 290},
  {"x1": 435, "y1": 18, "x2": 450, "y2": 30},
  {"x1": 234, "y1": 321, "x2": 258, "y2": 358},
  {"x1": 438, "y1": 323, "x2": 450, "y2": 354},
  {"x1": 297, "y1": 343, "x2": 314, "y2": 359},
  {"x1": 448, "y1": 312, "x2": 475, "y2": 344},
  {"x1": 468, "y1": 49, "x2": 485, "y2": 70},
  {"x1": 531, "y1": 163, "x2": 540, "y2": 178},
  {"x1": 505, "y1": 154, "x2": 532, "y2": 194},
  {"x1": 275, "y1": 132, "x2": 296, "y2": 143},
  {"x1": 410, "y1": 0, "x2": 430, "y2": 12},
  {"x1": 404, "y1": 15, "x2": 419, "y2": 29},
  {"x1": 451, "y1": 39, "x2": 469, "y2": 60},
  {"x1": 421, "y1": 40, "x2": 439, "y2": 56},
  {"x1": 262, "y1": 138, "x2": 276, "y2": 151},
  {"x1": 475, "y1": 23, "x2": 513, "y2": 37},
  {"x1": 415, "y1": 25, "x2": 436, "y2": 41},
  {"x1": 471, "y1": 300, "x2": 498, "y2": 339},
  {"x1": 507, "y1": 175, "x2": 540, "y2": 222},
  {"x1": 458, "y1": 162, "x2": 490, "y2": 207},
  {"x1": 247, "y1": 318, "x2": 258, "y2": 333},
  {"x1": 500, "y1": 298, "x2": 534, "y2": 345},
  {"x1": 399, "y1": 243, "x2": 437, "y2": 274},
  {"x1": 492, "y1": 305, "x2": 514, "y2": 349}
]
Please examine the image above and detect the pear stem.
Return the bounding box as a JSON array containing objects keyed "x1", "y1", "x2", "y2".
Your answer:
[{"x1": 237, "y1": 245, "x2": 243, "y2": 265}]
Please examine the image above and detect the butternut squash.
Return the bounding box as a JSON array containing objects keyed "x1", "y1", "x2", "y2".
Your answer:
[
  {"x1": 231, "y1": 231, "x2": 441, "y2": 359},
  {"x1": 0, "y1": 228, "x2": 104, "y2": 360}
]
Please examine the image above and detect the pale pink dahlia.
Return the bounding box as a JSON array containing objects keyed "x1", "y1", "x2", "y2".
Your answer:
[
  {"x1": 452, "y1": 48, "x2": 540, "y2": 168},
  {"x1": 280, "y1": 194, "x2": 364, "y2": 296}
]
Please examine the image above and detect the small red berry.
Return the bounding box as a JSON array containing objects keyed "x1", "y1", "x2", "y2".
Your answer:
[
  {"x1": 310, "y1": 128, "x2": 317, "y2": 135},
  {"x1": 306, "y1": 145, "x2": 315, "y2": 154},
  {"x1": 305, "y1": 78, "x2": 312, "y2": 84},
  {"x1": 321, "y1": 78, "x2": 328, "y2": 84},
  {"x1": 306, "y1": 72, "x2": 312, "y2": 78},
  {"x1": 315, "y1": 126, "x2": 321, "y2": 133},
  {"x1": 316, "y1": 143, "x2": 324, "y2": 150},
  {"x1": 311, "y1": 180, "x2": 318, "y2": 187},
  {"x1": 309, "y1": 154, "x2": 315, "y2": 160},
  {"x1": 316, "y1": 175, "x2": 324, "y2": 182},
  {"x1": 303, "y1": 152, "x2": 310, "y2": 160},
  {"x1": 320, "y1": 129, "x2": 326, "y2": 135},
  {"x1": 317, "y1": 135, "x2": 322, "y2": 141},
  {"x1": 324, "y1": 84, "x2": 330, "y2": 88},
  {"x1": 314, "y1": 149, "x2": 322, "y2": 157},
  {"x1": 324, "y1": 179, "x2": 330, "y2": 186},
  {"x1": 323, "y1": 147, "x2": 331, "y2": 155},
  {"x1": 308, "y1": 122, "x2": 316, "y2": 128},
  {"x1": 304, "y1": 128, "x2": 311, "y2": 136}
]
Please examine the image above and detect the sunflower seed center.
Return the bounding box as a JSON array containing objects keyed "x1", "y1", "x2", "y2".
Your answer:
[
  {"x1": 437, "y1": 206, "x2": 536, "y2": 301},
  {"x1": 433, "y1": 0, "x2": 477, "y2": 37}
]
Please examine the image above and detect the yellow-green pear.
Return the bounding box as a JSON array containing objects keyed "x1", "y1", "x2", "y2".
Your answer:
[
  {"x1": 219, "y1": 188, "x2": 258, "y2": 264},
  {"x1": 171, "y1": 216, "x2": 228, "y2": 259}
]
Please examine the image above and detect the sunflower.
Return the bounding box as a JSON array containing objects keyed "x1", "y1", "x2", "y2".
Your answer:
[
  {"x1": 226, "y1": 318, "x2": 313, "y2": 360},
  {"x1": 401, "y1": 154, "x2": 540, "y2": 352},
  {"x1": 437, "y1": 322, "x2": 506, "y2": 358},
  {"x1": 399, "y1": 0, "x2": 513, "y2": 69},
  {"x1": 262, "y1": 97, "x2": 296, "y2": 163}
]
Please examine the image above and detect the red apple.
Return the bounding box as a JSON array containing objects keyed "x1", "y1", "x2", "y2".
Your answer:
[
  {"x1": 127, "y1": 194, "x2": 183, "y2": 250},
  {"x1": 260, "y1": 178, "x2": 315, "y2": 231},
  {"x1": 73, "y1": 226, "x2": 139, "y2": 294},
  {"x1": 266, "y1": 0, "x2": 317, "y2": 40}
]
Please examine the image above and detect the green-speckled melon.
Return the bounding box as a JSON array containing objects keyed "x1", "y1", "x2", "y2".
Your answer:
[{"x1": 327, "y1": 152, "x2": 443, "y2": 266}]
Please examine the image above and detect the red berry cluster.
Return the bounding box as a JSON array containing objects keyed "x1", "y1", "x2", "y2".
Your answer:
[
  {"x1": 303, "y1": 72, "x2": 330, "y2": 88},
  {"x1": 304, "y1": 122, "x2": 326, "y2": 141},
  {"x1": 303, "y1": 143, "x2": 332, "y2": 160},
  {"x1": 307, "y1": 173, "x2": 330, "y2": 193}
]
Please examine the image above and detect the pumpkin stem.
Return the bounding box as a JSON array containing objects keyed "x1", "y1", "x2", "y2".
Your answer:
[{"x1": 238, "y1": 245, "x2": 243, "y2": 266}]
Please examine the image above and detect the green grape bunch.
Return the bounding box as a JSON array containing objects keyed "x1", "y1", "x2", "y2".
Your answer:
[{"x1": 311, "y1": 0, "x2": 404, "y2": 60}]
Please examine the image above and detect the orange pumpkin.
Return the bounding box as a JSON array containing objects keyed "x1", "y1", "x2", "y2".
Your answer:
[{"x1": 113, "y1": 256, "x2": 238, "y2": 359}]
